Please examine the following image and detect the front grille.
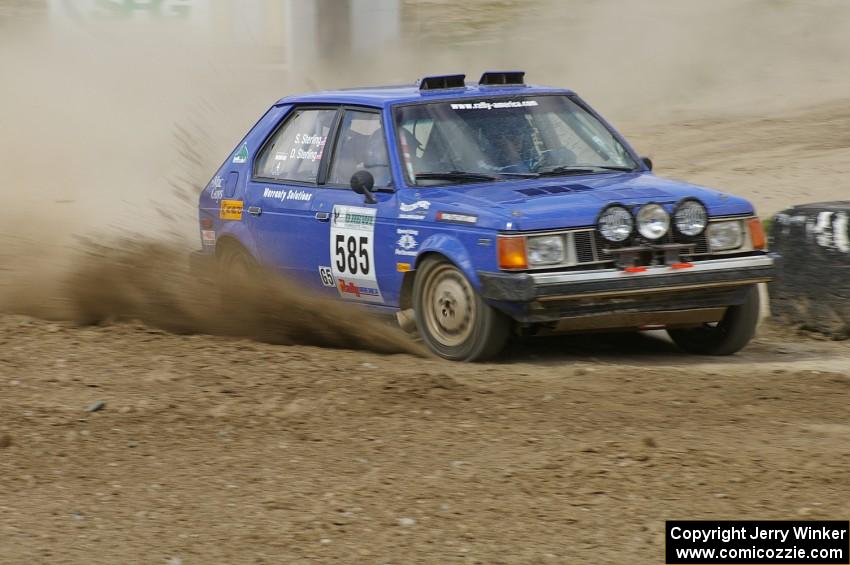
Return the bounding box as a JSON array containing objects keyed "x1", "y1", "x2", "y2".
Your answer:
[
  {"x1": 573, "y1": 231, "x2": 596, "y2": 263},
  {"x1": 516, "y1": 218, "x2": 750, "y2": 271},
  {"x1": 581, "y1": 230, "x2": 711, "y2": 264},
  {"x1": 693, "y1": 233, "x2": 709, "y2": 254},
  {"x1": 593, "y1": 233, "x2": 629, "y2": 260}
]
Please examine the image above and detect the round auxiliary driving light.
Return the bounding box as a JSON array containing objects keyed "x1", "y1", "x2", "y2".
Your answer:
[
  {"x1": 597, "y1": 205, "x2": 634, "y2": 242},
  {"x1": 673, "y1": 199, "x2": 708, "y2": 237},
  {"x1": 636, "y1": 203, "x2": 670, "y2": 240}
]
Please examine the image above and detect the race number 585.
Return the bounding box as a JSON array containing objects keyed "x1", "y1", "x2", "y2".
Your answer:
[{"x1": 335, "y1": 234, "x2": 370, "y2": 275}]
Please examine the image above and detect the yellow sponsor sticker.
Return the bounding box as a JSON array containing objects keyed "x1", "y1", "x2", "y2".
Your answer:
[
  {"x1": 220, "y1": 199, "x2": 243, "y2": 221},
  {"x1": 396, "y1": 262, "x2": 412, "y2": 272}
]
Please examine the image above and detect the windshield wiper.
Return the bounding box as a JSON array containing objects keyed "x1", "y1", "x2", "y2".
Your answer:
[
  {"x1": 592, "y1": 165, "x2": 639, "y2": 172},
  {"x1": 536, "y1": 165, "x2": 637, "y2": 177},
  {"x1": 495, "y1": 172, "x2": 540, "y2": 178},
  {"x1": 414, "y1": 171, "x2": 500, "y2": 182}
]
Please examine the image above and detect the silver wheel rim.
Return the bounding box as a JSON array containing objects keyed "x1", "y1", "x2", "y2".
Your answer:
[{"x1": 422, "y1": 264, "x2": 476, "y2": 347}]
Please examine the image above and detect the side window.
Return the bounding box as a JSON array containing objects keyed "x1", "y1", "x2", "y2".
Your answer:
[
  {"x1": 255, "y1": 108, "x2": 337, "y2": 183},
  {"x1": 328, "y1": 111, "x2": 391, "y2": 187}
]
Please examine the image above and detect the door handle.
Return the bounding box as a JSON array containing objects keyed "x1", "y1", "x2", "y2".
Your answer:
[
  {"x1": 314, "y1": 212, "x2": 330, "y2": 222},
  {"x1": 247, "y1": 206, "x2": 262, "y2": 216}
]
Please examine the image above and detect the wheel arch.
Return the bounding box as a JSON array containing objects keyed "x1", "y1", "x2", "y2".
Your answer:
[
  {"x1": 399, "y1": 243, "x2": 477, "y2": 311},
  {"x1": 398, "y1": 233, "x2": 481, "y2": 311},
  {"x1": 414, "y1": 234, "x2": 480, "y2": 286},
  {"x1": 215, "y1": 235, "x2": 257, "y2": 262}
]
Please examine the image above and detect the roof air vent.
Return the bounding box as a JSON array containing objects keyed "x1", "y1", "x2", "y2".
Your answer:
[
  {"x1": 478, "y1": 71, "x2": 526, "y2": 86},
  {"x1": 418, "y1": 74, "x2": 466, "y2": 91}
]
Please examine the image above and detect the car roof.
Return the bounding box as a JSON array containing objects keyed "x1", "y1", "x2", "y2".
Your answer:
[{"x1": 274, "y1": 83, "x2": 575, "y2": 109}]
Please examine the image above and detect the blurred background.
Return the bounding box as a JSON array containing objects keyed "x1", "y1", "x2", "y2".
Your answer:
[
  {"x1": 1, "y1": 8, "x2": 850, "y2": 561},
  {"x1": 1, "y1": 0, "x2": 849, "y2": 246}
]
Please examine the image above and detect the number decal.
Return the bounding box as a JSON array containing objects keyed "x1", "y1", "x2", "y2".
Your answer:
[
  {"x1": 335, "y1": 234, "x2": 345, "y2": 271},
  {"x1": 359, "y1": 236, "x2": 370, "y2": 275},
  {"x1": 347, "y1": 236, "x2": 357, "y2": 274},
  {"x1": 334, "y1": 235, "x2": 371, "y2": 277},
  {"x1": 329, "y1": 206, "x2": 382, "y2": 303},
  {"x1": 318, "y1": 266, "x2": 335, "y2": 288}
]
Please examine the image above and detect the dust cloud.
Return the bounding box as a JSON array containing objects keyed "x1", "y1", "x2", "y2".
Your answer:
[
  {"x1": 0, "y1": 238, "x2": 422, "y2": 355},
  {"x1": 0, "y1": 0, "x2": 848, "y2": 345},
  {"x1": 66, "y1": 241, "x2": 423, "y2": 355}
]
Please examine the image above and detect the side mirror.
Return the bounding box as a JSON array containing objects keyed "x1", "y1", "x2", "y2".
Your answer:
[
  {"x1": 641, "y1": 157, "x2": 653, "y2": 172},
  {"x1": 350, "y1": 170, "x2": 377, "y2": 204}
]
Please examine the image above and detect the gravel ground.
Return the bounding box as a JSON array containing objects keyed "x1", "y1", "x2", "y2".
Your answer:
[
  {"x1": 2, "y1": 4, "x2": 850, "y2": 562},
  {"x1": 2, "y1": 316, "x2": 849, "y2": 564}
]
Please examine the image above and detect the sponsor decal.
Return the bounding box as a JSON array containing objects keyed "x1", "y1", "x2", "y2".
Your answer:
[
  {"x1": 262, "y1": 187, "x2": 313, "y2": 202},
  {"x1": 318, "y1": 266, "x2": 335, "y2": 288},
  {"x1": 208, "y1": 175, "x2": 224, "y2": 201},
  {"x1": 399, "y1": 213, "x2": 426, "y2": 221},
  {"x1": 330, "y1": 205, "x2": 382, "y2": 303},
  {"x1": 437, "y1": 211, "x2": 478, "y2": 225},
  {"x1": 450, "y1": 100, "x2": 538, "y2": 111},
  {"x1": 399, "y1": 200, "x2": 431, "y2": 213},
  {"x1": 201, "y1": 230, "x2": 216, "y2": 246},
  {"x1": 232, "y1": 143, "x2": 249, "y2": 164},
  {"x1": 396, "y1": 262, "x2": 412, "y2": 272},
  {"x1": 219, "y1": 199, "x2": 244, "y2": 221},
  {"x1": 395, "y1": 228, "x2": 419, "y2": 257},
  {"x1": 332, "y1": 207, "x2": 375, "y2": 230},
  {"x1": 338, "y1": 278, "x2": 380, "y2": 298}
]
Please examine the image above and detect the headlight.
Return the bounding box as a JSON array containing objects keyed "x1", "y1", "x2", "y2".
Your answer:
[
  {"x1": 673, "y1": 199, "x2": 708, "y2": 237},
  {"x1": 527, "y1": 235, "x2": 565, "y2": 266},
  {"x1": 707, "y1": 221, "x2": 743, "y2": 251},
  {"x1": 597, "y1": 205, "x2": 633, "y2": 242},
  {"x1": 636, "y1": 203, "x2": 670, "y2": 240}
]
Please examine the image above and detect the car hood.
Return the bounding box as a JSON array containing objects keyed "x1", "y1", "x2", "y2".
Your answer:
[{"x1": 413, "y1": 172, "x2": 755, "y2": 231}]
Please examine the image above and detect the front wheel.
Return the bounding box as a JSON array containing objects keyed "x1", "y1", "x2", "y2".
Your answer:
[
  {"x1": 413, "y1": 257, "x2": 511, "y2": 361},
  {"x1": 667, "y1": 285, "x2": 760, "y2": 355}
]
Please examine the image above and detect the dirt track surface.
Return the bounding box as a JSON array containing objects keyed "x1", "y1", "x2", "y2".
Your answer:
[
  {"x1": 1, "y1": 97, "x2": 850, "y2": 565},
  {"x1": 3, "y1": 3, "x2": 850, "y2": 562},
  {"x1": 1, "y1": 88, "x2": 849, "y2": 565},
  {"x1": 2, "y1": 316, "x2": 850, "y2": 564}
]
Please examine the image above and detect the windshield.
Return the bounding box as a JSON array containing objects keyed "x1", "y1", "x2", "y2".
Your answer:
[{"x1": 394, "y1": 95, "x2": 638, "y2": 185}]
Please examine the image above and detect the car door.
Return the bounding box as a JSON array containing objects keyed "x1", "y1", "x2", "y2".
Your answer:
[
  {"x1": 309, "y1": 108, "x2": 399, "y2": 305},
  {"x1": 243, "y1": 107, "x2": 339, "y2": 283}
]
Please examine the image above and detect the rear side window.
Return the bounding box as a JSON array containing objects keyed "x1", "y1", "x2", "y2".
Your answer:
[
  {"x1": 328, "y1": 111, "x2": 391, "y2": 187},
  {"x1": 255, "y1": 109, "x2": 337, "y2": 183}
]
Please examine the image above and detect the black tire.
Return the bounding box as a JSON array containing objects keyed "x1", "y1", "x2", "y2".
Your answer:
[
  {"x1": 667, "y1": 285, "x2": 760, "y2": 355},
  {"x1": 413, "y1": 257, "x2": 511, "y2": 361},
  {"x1": 217, "y1": 242, "x2": 259, "y2": 296}
]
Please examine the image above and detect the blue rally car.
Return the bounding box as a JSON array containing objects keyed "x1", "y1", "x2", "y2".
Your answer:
[{"x1": 194, "y1": 72, "x2": 774, "y2": 361}]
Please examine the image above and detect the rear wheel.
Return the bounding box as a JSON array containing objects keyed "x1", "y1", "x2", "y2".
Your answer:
[
  {"x1": 413, "y1": 257, "x2": 511, "y2": 361},
  {"x1": 667, "y1": 285, "x2": 760, "y2": 355},
  {"x1": 217, "y1": 243, "x2": 258, "y2": 295}
]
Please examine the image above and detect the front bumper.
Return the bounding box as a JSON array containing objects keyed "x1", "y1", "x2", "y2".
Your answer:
[{"x1": 478, "y1": 254, "x2": 774, "y2": 324}]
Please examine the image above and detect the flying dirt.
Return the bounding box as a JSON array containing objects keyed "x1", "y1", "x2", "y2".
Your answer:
[
  {"x1": 66, "y1": 241, "x2": 422, "y2": 356},
  {"x1": 1, "y1": 1, "x2": 850, "y2": 563}
]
